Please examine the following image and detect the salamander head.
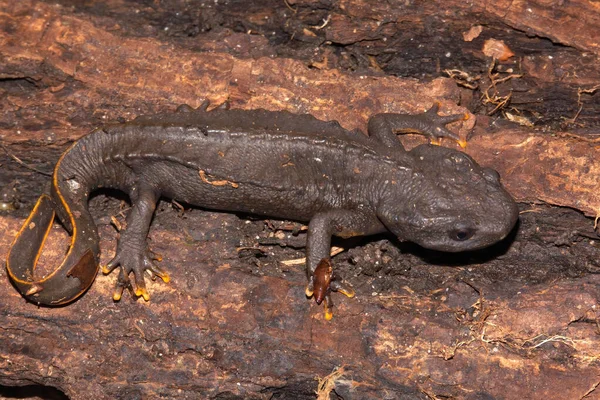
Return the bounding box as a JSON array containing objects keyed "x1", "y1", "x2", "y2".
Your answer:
[{"x1": 378, "y1": 144, "x2": 518, "y2": 252}]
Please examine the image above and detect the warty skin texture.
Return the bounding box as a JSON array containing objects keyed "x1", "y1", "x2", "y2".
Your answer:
[{"x1": 6, "y1": 102, "x2": 518, "y2": 317}]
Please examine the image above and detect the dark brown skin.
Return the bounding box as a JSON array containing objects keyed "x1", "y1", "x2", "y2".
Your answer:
[{"x1": 6, "y1": 102, "x2": 519, "y2": 317}]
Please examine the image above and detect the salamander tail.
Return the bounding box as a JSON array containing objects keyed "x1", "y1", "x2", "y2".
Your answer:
[{"x1": 6, "y1": 194, "x2": 99, "y2": 305}]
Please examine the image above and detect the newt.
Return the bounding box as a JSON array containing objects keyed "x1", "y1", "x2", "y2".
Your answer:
[{"x1": 6, "y1": 101, "x2": 518, "y2": 318}]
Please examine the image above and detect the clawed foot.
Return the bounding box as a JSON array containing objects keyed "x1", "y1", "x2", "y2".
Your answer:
[
  {"x1": 305, "y1": 258, "x2": 355, "y2": 320},
  {"x1": 422, "y1": 102, "x2": 469, "y2": 148},
  {"x1": 103, "y1": 248, "x2": 169, "y2": 301}
]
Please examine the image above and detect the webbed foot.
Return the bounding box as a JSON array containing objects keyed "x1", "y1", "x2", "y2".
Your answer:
[
  {"x1": 103, "y1": 248, "x2": 169, "y2": 301},
  {"x1": 305, "y1": 258, "x2": 355, "y2": 320}
]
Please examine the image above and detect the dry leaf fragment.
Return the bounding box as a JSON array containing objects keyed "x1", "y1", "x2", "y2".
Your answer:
[
  {"x1": 482, "y1": 39, "x2": 515, "y2": 61},
  {"x1": 463, "y1": 25, "x2": 483, "y2": 42}
]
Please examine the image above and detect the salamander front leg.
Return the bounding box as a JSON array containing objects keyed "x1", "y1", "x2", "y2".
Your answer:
[
  {"x1": 103, "y1": 184, "x2": 169, "y2": 301},
  {"x1": 368, "y1": 102, "x2": 469, "y2": 149},
  {"x1": 305, "y1": 211, "x2": 362, "y2": 320}
]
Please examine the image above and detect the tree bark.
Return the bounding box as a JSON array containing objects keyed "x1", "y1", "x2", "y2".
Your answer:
[{"x1": 1, "y1": 1, "x2": 599, "y2": 399}]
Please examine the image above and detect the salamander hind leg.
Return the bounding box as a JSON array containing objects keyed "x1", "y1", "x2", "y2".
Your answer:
[
  {"x1": 103, "y1": 184, "x2": 169, "y2": 301},
  {"x1": 105, "y1": 244, "x2": 169, "y2": 302}
]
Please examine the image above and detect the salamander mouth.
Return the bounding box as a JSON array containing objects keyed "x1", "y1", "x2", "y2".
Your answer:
[
  {"x1": 407, "y1": 217, "x2": 518, "y2": 253},
  {"x1": 413, "y1": 236, "x2": 495, "y2": 253}
]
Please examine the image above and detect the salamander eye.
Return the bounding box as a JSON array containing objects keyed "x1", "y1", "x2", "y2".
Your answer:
[
  {"x1": 483, "y1": 168, "x2": 500, "y2": 183},
  {"x1": 449, "y1": 227, "x2": 475, "y2": 241}
]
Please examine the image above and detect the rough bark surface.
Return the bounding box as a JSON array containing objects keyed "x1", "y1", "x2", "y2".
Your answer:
[{"x1": 1, "y1": 1, "x2": 600, "y2": 399}]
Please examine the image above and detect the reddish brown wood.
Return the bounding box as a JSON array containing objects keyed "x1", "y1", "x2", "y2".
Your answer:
[{"x1": 1, "y1": 1, "x2": 600, "y2": 399}]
